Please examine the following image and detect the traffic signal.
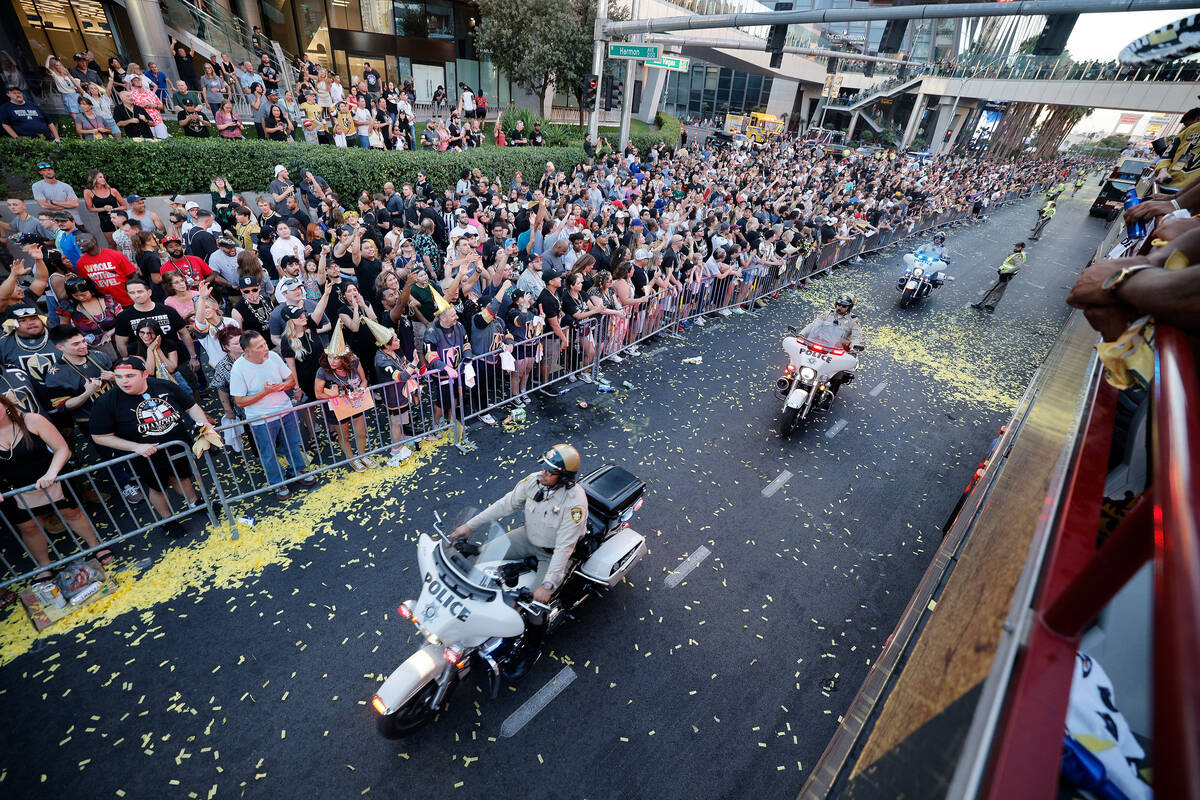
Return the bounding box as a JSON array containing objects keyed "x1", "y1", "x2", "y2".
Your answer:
[
  {"x1": 767, "y1": 1, "x2": 791, "y2": 69},
  {"x1": 585, "y1": 74, "x2": 599, "y2": 108},
  {"x1": 606, "y1": 78, "x2": 623, "y2": 111}
]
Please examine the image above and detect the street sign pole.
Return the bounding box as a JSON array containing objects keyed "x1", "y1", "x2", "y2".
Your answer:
[
  {"x1": 588, "y1": 0, "x2": 609, "y2": 145},
  {"x1": 618, "y1": 0, "x2": 641, "y2": 153}
]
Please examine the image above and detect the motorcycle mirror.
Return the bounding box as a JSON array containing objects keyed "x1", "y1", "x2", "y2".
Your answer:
[{"x1": 786, "y1": 325, "x2": 799, "y2": 334}]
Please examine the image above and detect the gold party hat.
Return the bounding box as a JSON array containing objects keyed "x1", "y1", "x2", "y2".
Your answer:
[
  {"x1": 432, "y1": 284, "x2": 453, "y2": 316},
  {"x1": 324, "y1": 320, "x2": 351, "y2": 357},
  {"x1": 363, "y1": 316, "x2": 396, "y2": 346}
]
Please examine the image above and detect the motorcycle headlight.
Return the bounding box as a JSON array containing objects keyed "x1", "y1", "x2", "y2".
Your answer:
[
  {"x1": 799, "y1": 366, "x2": 817, "y2": 381},
  {"x1": 912, "y1": 267, "x2": 924, "y2": 277}
]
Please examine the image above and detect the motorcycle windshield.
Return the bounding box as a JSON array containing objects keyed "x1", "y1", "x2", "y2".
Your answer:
[
  {"x1": 806, "y1": 320, "x2": 849, "y2": 348},
  {"x1": 437, "y1": 521, "x2": 512, "y2": 589}
]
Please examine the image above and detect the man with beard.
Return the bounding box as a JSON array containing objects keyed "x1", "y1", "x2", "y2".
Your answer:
[{"x1": 159, "y1": 233, "x2": 213, "y2": 290}]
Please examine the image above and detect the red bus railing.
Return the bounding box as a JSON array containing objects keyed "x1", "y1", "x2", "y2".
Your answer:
[{"x1": 1151, "y1": 325, "x2": 1200, "y2": 800}]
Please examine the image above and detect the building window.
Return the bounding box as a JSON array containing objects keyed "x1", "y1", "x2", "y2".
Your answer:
[
  {"x1": 426, "y1": 2, "x2": 453, "y2": 39},
  {"x1": 394, "y1": 1, "x2": 427, "y2": 37}
]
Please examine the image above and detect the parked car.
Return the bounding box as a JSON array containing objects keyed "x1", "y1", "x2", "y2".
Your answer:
[{"x1": 1089, "y1": 158, "x2": 1154, "y2": 221}]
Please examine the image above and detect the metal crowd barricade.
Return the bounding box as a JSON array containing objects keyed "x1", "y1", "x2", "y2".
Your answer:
[
  {"x1": 0, "y1": 441, "x2": 220, "y2": 589},
  {"x1": 198, "y1": 365, "x2": 457, "y2": 534}
]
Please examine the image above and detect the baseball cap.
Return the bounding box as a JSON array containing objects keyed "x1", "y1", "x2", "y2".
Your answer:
[
  {"x1": 277, "y1": 276, "x2": 304, "y2": 293},
  {"x1": 10, "y1": 304, "x2": 39, "y2": 319},
  {"x1": 36, "y1": 161, "x2": 53, "y2": 170},
  {"x1": 630, "y1": 219, "x2": 643, "y2": 227},
  {"x1": 185, "y1": 201, "x2": 200, "y2": 211},
  {"x1": 127, "y1": 194, "x2": 144, "y2": 203},
  {"x1": 239, "y1": 275, "x2": 260, "y2": 289},
  {"x1": 274, "y1": 164, "x2": 287, "y2": 176},
  {"x1": 52, "y1": 210, "x2": 73, "y2": 222},
  {"x1": 634, "y1": 248, "x2": 651, "y2": 261},
  {"x1": 541, "y1": 266, "x2": 564, "y2": 282},
  {"x1": 161, "y1": 233, "x2": 182, "y2": 244},
  {"x1": 217, "y1": 235, "x2": 237, "y2": 249},
  {"x1": 282, "y1": 305, "x2": 307, "y2": 320},
  {"x1": 72, "y1": 53, "x2": 86, "y2": 60},
  {"x1": 503, "y1": 238, "x2": 516, "y2": 247},
  {"x1": 113, "y1": 355, "x2": 148, "y2": 371}
]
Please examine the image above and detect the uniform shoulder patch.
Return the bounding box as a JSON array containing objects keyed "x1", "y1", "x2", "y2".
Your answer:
[{"x1": 570, "y1": 506, "x2": 583, "y2": 523}]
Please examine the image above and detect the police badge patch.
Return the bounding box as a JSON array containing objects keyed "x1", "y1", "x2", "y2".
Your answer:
[{"x1": 570, "y1": 506, "x2": 583, "y2": 523}]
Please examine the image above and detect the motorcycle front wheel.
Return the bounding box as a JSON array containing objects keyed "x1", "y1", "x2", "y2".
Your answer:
[
  {"x1": 377, "y1": 681, "x2": 443, "y2": 739},
  {"x1": 779, "y1": 407, "x2": 800, "y2": 438},
  {"x1": 899, "y1": 288, "x2": 914, "y2": 308}
]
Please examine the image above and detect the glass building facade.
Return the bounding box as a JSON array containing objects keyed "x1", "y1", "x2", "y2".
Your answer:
[{"x1": 660, "y1": 63, "x2": 775, "y2": 121}]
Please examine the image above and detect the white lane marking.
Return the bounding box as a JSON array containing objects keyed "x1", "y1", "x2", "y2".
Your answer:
[
  {"x1": 825, "y1": 419, "x2": 849, "y2": 439},
  {"x1": 665, "y1": 545, "x2": 712, "y2": 588},
  {"x1": 761, "y1": 470, "x2": 793, "y2": 497},
  {"x1": 499, "y1": 666, "x2": 577, "y2": 738},
  {"x1": 869, "y1": 381, "x2": 888, "y2": 397}
]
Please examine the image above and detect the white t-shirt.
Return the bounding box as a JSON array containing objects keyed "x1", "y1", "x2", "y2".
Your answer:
[
  {"x1": 354, "y1": 107, "x2": 372, "y2": 136},
  {"x1": 270, "y1": 236, "x2": 304, "y2": 267},
  {"x1": 461, "y1": 90, "x2": 475, "y2": 111},
  {"x1": 228, "y1": 351, "x2": 294, "y2": 418}
]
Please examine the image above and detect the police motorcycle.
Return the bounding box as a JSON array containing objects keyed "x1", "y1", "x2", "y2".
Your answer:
[
  {"x1": 370, "y1": 465, "x2": 648, "y2": 738},
  {"x1": 898, "y1": 238, "x2": 953, "y2": 308},
  {"x1": 776, "y1": 320, "x2": 863, "y2": 437}
]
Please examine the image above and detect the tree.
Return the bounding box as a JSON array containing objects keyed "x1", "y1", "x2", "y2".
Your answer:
[
  {"x1": 475, "y1": 0, "x2": 575, "y2": 113},
  {"x1": 558, "y1": 0, "x2": 630, "y2": 126},
  {"x1": 1095, "y1": 133, "x2": 1132, "y2": 150}
]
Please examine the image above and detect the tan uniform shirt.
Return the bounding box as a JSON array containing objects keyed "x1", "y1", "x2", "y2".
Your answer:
[
  {"x1": 466, "y1": 473, "x2": 589, "y2": 588},
  {"x1": 801, "y1": 310, "x2": 862, "y2": 349}
]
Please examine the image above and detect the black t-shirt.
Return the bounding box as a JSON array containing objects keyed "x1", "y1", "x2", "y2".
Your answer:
[
  {"x1": 560, "y1": 291, "x2": 588, "y2": 329},
  {"x1": 537, "y1": 288, "x2": 561, "y2": 329},
  {"x1": 137, "y1": 251, "x2": 165, "y2": 299},
  {"x1": 632, "y1": 265, "x2": 649, "y2": 296},
  {"x1": 233, "y1": 297, "x2": 273, "y2": 335},
  {"x1": 114, "y1": 303, "x2": 187, "y2": 344},
  {"x1": 113, "y1": 103, "x2": 153, "y2": 138},
  {"x1": 188, "y1": 227, "x2": 219, "y2": 261},
  {"x1": 177, "y1": 109, "x2": 210, "y2": 137},
  {"x1": 90, "y1": 377, "x2": 193, "y2": 446},
  {"x1": 279, "y1": 318, "x2": 326, "y2": 396}
]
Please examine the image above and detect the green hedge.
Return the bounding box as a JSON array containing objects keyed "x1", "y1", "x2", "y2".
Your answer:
[{"x1": 0, "y1": 137, "x2": 589, "y2": 201}]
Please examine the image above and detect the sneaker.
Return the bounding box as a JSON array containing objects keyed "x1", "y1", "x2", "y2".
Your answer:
[
  {"x1": 694, "y1": 317, "x2": 706, "y2": 327},
  {"x1": 361, "y1": 455, "x2": 379, "y2": 469},
  {"x1": 680, "y1": 320, "x2": 693, "y2": 330},
  {"x1": 609, "y1": 354, "x2": 624, "y2": 363},
  {"x1": 300, "y1": 474, "x2": 317, "y2": 486},
  {"x1": 121, "y1": 483, "x2": 144, "y2": 503},
  {"x1": 717, "y1": 308, "x2": 733, "y2": 317},
  {"x1": 567, "y1": 374, "x2": 578, "y2": 383},
  {"x1": 275, "y1": 486, "x2": 291, "y2": 499},
  {"x1": 731, "y1": 307, "x2": 747, "y2": 315},
  {"x1": 581, "y1": 373, "x2": 593, "y2": 384},
  {"x1": 422, "y1": 432, "x2": 442, "y2": 443},
  {"x1": 387, "y1": 446, "x2": 414, "y2": 466},
  {"x1": 538, "y1": 387, "x2": 557, "y2": 399},
  {"x1": 481, "y1": 413, "x2": 498, "y2": 426},
  {"x1": 513, "y1": 397, "x2": 527, "y2": 408},
  {"x1": 627, "y1": 345, "x2": 641, "y2": 356},
  {"x1": 970, "y1": 303, "x2": 983, "y2": 310},
  {"x1": 351, "y1": 458, "x2": 368, "y2": 473}
]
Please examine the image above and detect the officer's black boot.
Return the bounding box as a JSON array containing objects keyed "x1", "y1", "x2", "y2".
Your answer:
[{"x1": 502, "y1": 619, "x2": 546, "y2": 682}]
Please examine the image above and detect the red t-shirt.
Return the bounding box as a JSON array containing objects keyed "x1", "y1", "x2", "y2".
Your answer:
[
  {"x1": 160, "y1": 255, "x2": 213, "y2": 289},
  {"x1": 76, "y1": 248, "x2": 138, "y2": 307}
]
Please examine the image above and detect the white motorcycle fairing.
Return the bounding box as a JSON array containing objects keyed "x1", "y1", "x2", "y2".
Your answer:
[
  {"x1": 577, "y1": 528, "x2": 647, "y2": 587},
  {"x1": 786, "y1": 387, "x2": 809, "y2": 409},
  {"x1": 414, "y1": 534, "x2": 525, "y2": 647},
  {"x1": 374, "y1": 644, "x2": 444, "y2": 715},
  {"x1": 903, "y1": 252, "x2": 947, "y2": 272}
]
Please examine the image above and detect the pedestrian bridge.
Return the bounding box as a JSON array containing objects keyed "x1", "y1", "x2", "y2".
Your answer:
[{"x1": 831, "y1": 55, "x2": 1200, "y2": 114}]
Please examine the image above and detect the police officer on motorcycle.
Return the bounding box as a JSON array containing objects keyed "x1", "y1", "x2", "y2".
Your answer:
[
  {"x1": 451, "y1": 443, "x2": 588, "y2": 679},
  {"x1": 801, "y1": 293, "x2": 864, "y2": 401},
  {"x1": 915, "y1": 232, "x2": 949, "y2": 263},
  {"x1": 451, "y1": 443, "x2": 588, "y2": 605}
]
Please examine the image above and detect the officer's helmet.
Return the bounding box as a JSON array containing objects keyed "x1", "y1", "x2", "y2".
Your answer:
[
  {"x1": 540, "y1": 444, "x2": 581, "y2": 482},
  {"x1": 835, "y1": 292, "x2": 855, "y2": 311}
]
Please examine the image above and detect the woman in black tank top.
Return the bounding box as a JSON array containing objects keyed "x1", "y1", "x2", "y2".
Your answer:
[{"x1": 0, "y1": 395, "x2": 112, "y2": 579}]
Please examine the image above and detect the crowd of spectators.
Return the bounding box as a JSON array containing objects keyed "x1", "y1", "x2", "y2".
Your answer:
[
  {"x1": 0, "y1": 120, "x2": 1061, "y2": 577},
  {"x1": 0, "y1": 41, "x2": 506, "y2": 152}
]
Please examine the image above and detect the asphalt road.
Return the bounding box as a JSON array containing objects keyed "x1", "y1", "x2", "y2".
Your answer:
[{"x1": 0, "y1": 185, "x2": 1108, "y2": 800}]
